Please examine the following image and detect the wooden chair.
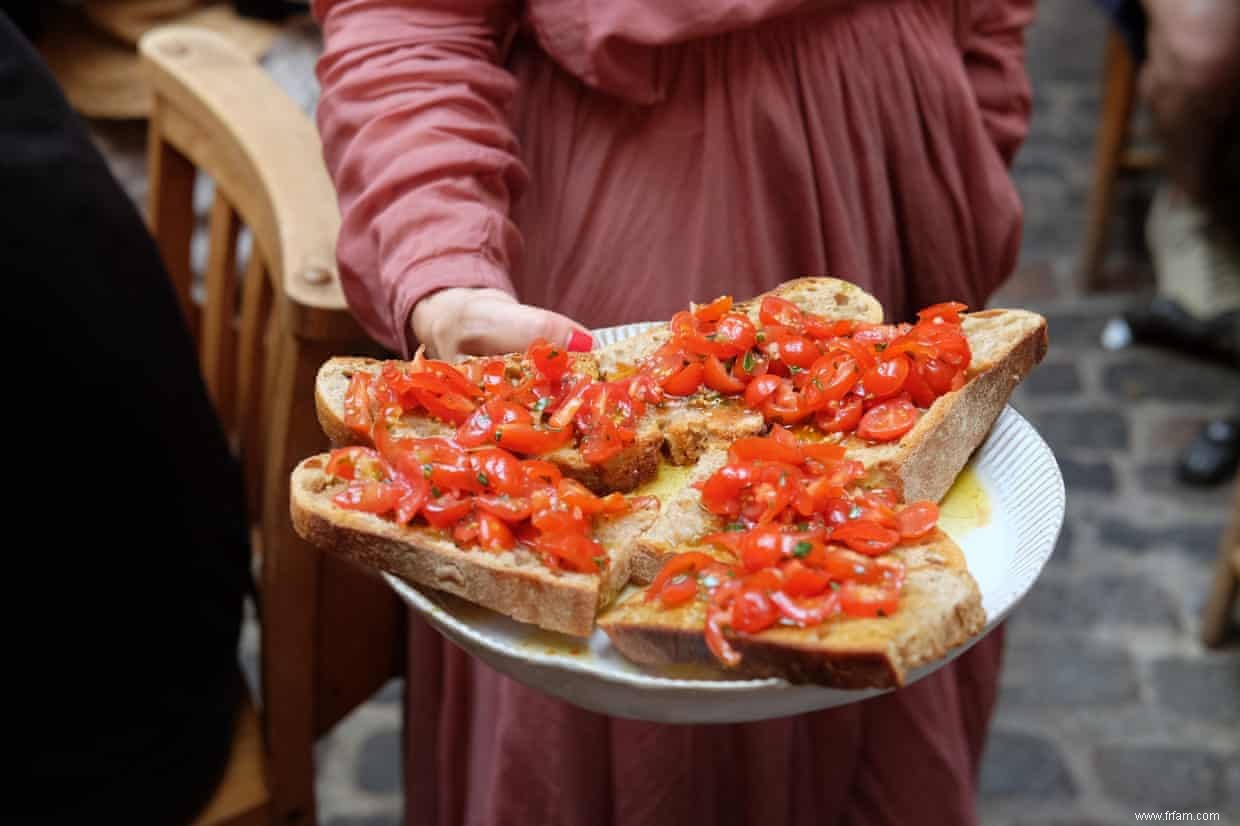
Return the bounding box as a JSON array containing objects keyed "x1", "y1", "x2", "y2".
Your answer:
[
  {"x1": 1080, "y1": 28, "x2": 1161, "y2": 290},
  {"x1": 140, "y1": 26, "x2": 404, "y2": 825},
  {"x1": 1202, "y1": 484, "x2": 1240, "y2": 647}
]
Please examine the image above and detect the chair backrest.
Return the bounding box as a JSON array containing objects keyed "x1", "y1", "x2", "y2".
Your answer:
[{"x1": 140, "y1": 26, "x2": 403, "y2": 826}]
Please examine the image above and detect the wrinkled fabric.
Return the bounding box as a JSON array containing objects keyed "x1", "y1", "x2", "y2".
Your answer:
[{"x1": 314, "y1": 1, "x2": 1033, "y2": 823}]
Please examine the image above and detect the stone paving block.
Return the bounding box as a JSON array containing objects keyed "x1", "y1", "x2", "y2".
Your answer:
[
  {"x1": 1094, "y1": 746, "x2": 1226, "y2": 812},
  {"x1": 1023, "y1": 0, "x2": 1106, "y2": 87},
  {"x1": 1141, "y1": 415, "x2": 1228, "y2": 458},
  {"x1": 1055, "y1": 456, "x2": 1118, "y2": 494},
  {"x1": 1040, "y1": 310, "x2": 1112, "y2": 350},
  {"x1": 1136, "y1": 463, "x2": 1235, "y2": 506},
  {"x1": 1034, "y1": 408, "x2": 1131, "y2": 452},
  {"x1": 1152, "y1": 656, "x2": 1240, "y2": 723},
  {"x1": 1021, "y1": 361, "x2": 1084, "y2": 396},
  {"x1": 980, "y1": 730, "x2": 1077, "y2": 800},
  {"x1": 1102, "y1": 353, "x2": 1240, "y2": 405},
  {"x1": 357, "y1": 729, "x2": 402, "y2": 795},
  {"x1": 1016, "y1": 572, "x2": 1180, "y2": 629},
  {"x1": 1096, "y1": 517, "x2": 1224, "y2": 559},
  {"x1": 1000, "y1": 635, "x2": 1139, "y2": 708}
]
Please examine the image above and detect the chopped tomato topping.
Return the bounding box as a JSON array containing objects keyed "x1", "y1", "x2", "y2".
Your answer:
[
  {"x1": 528, "y1": 338, "x2": 570, "y2": 380},
  {"x1": 343, "y1": 372, "x2": 375, "y2": 437},
  {"x1": 661, "y1": 361, "x2": 705, "y2": 396},
  {"x1": 895, "y1": 501, "x2": 940, "y2": 539},
  {"x1": 856, "y1": 399, "x2": 919, "y2": 442},
  {"x1": 703, "y1": 355, "x2": 748, "y2": 394}
]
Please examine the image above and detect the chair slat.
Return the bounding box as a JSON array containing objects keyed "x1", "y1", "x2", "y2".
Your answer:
[
  {"x1": 236, "y1": 249, "x2": 273, "y2": 522},
  {"x1": 147, "y1": 100, "x2": 198, "y2": 339},
  {"x1": 202, "y1": 193, "x2": 241, "y2": 433}
]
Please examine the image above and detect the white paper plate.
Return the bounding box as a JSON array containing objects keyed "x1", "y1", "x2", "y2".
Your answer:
[{"x1": 384, "y1": 323, "x2": 1065, "y2": 723}]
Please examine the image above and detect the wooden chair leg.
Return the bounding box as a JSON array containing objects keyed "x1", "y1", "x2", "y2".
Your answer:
[
  {"x1": 1080, "y1": 29, "x2": 1139, "y2": 291},
  {"x1": 260, "y1": 324, "x2": 326, "y2": 826},
  {"x1": 1201, "y1": 484, "x2": 1240, "y2": 647}
]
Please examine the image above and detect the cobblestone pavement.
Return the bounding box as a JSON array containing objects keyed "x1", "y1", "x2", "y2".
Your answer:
[{"x1": 89, "y1": 2, "x2": 1239, "y2": 824}]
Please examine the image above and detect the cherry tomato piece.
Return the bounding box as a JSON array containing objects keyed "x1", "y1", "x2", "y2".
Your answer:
[
  {"x1": 661, "y1": 361, "x2": 705, "y2": 396},
  {"x1": 830, "y1": 519, "x2": 901, "y2": 556},
  {"x1": 730, "y1": 588, "x2": 780, "y2": 634},
  {"x1": 703, "y1": 355, "x2": 748, "y2": 394},
  {"x1": 895, "y1": 501, "x2": 940, "y2": 539},
  {"x1": 856, "y1": 399, "x2": 918, "y2": 443}
]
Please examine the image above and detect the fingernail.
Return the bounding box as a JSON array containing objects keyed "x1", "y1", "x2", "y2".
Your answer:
[{"x1": 567, "y1": 330, "x2": 594, "y2": 352}]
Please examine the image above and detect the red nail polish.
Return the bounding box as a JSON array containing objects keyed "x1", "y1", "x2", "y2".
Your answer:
[{"x1": 567, "y1": 330, "x2": 594, "y2": 352}]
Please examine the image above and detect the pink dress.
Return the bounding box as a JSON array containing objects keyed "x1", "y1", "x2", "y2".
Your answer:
[{"x1": 313, "y1": 1, "x2": 1034, "y2": 823}]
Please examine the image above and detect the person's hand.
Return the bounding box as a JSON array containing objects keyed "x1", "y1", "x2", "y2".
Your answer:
[{"x1": 410, "y1": 287, "x2": 594, "y2": 362}]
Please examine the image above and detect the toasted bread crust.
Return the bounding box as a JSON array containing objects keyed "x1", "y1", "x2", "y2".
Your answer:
[
  {"x1": 887, "y1": 311, "x2": 1048, "y2": 503},
  {"x1": 600, "y1": 532, "x2": 987, "y2": 688},
  {"x1": 291, "y1": 457, "x2": 658, "y2": 636}
]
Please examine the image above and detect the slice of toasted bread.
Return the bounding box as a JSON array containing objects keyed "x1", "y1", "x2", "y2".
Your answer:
[
  {"x1": 291, "y1": 454, "x2": 660, "y2": 636},
  {"x1": 628, "y1": 308, "x2": 1048, "y2": 582},
  {"x1": 598, "y1": 528, "x2": 985, "y2": 688},
  {"x1": 657, "y1": 402, "x2": 766, "y2": 466},
  {"x1": 593, "y1": 277, "x2": 884, "y2": 379},
  {"x1": 593, "y1": 278, "x2": 880, "y2": 468},
  {"x1": 628, "y1": 451, "x2": 728, "y2": 584},
  {"x1": 841, "y1": 308, "x2": 1048, "y2": 503},
  {"x1": 314, "y1": 355, "x2": 660, "y2": 493}
]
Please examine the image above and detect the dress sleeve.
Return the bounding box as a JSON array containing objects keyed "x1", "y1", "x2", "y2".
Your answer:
[
  {"x1": 313, "y1": 0, "x2": 525, "y2": 356},
  {"x1": 960, "y1": 0, "x2": 1036, "y2": 168}
]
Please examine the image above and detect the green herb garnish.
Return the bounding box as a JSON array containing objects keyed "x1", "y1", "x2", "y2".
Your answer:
[
  {"x1": 792, "y1": 541, "x2": 813, "y2": 558},
  {"x1": 742, "y1": 351, "x2": 756, "y2": 373},
  {"x1": 476, "y1": 472, "x2": 489, "y2": 486}
]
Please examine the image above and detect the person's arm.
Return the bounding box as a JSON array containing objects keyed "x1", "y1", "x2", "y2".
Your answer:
[
  {"x1": 959, "y1": 0, "x2": 1036, "y2": 168},
  {"x1": 314, "y1": 0, "x2": 588, "y2": 359}
]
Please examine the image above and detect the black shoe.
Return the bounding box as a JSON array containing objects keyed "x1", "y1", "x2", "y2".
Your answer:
[
  {"x1": 1123, "y1": 296, "x2": 1240, "y2": 367},
  {"x1": 1179, "y1": 418, "x2": 1240, "y2": 486}
]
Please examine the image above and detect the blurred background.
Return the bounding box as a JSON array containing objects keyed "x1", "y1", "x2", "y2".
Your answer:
[{"x1": 24, "y1": 0, "x2": 1240, "y2": 822}]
